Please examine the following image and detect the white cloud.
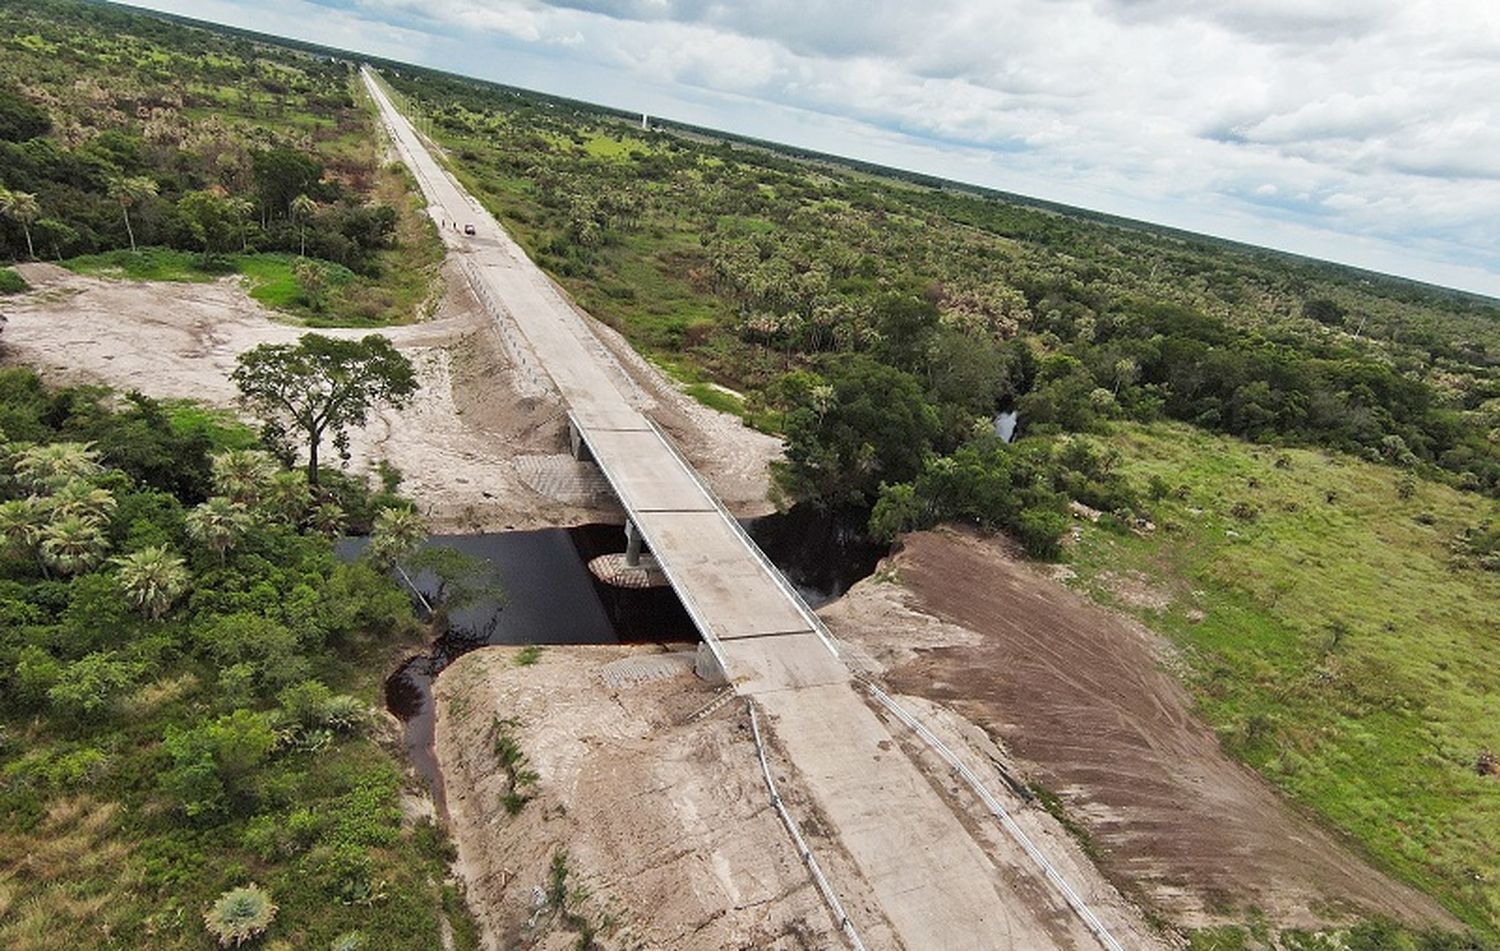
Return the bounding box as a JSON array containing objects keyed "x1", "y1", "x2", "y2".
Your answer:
[{"x1": 121, "y1": 0, "x2": 1500, "y2": 295}]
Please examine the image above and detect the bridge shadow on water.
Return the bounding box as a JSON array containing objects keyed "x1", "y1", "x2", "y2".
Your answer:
[{"x1": 352, "y1": 505, "x2": 885, "y2": 819}]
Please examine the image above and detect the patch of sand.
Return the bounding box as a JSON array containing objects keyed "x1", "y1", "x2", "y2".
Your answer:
[{"x1": 433, "y1": 646, "x2": 888, "y2": 950}]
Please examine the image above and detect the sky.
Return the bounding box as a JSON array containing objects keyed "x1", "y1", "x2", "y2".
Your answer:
[{"x1": 122, "y1": 0, "x2": 1500, "y2": 298}]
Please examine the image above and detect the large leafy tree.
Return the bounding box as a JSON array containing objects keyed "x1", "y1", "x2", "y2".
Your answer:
[
  {"x1": 776, "y1": 356, "x2": 940, "y2": 508},
  {"x1": 0, "y1": 86, "x2": 50, "y2": 143},
  {"x1": 231, "y1": 334, "x2": 417, "y2": 485},
  {"x1": 177, "y1": 189, "x2": 238, "y2": 262}
]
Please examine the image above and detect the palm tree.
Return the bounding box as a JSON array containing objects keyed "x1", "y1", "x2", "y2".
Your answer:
[
  {"x1": 0, "y1": 188, "x2": 39, "y2": 259},
  {"x1": 14, "y1": 442, "x2": 102, "y2": 494},
  {"x1": 186, "y1": 496, "x2": 253, "y2": 563},
  {"x1": 262, "y1": 469, "x2": 310, "y2": 525},
  {"x1": 290, "y1": 193, "x2": 316, "y2": 257},
  {"x1": 40, "y1": 514, "x2": 109, "y2": 575},
  {"x1": 107, "y1": 175, "x2": 158, "y2": 253},
  {"x1": 210, "y1": 449, "x2": 275, "y2": 505},
  {"x1": 367, "y1": 506, "x2": 425, "y2": 569},
  {"x1": 308, "y1": 500, "x2": 346, "y2": 537},
  {"x1": 45, "y1": 480, "x2": 117, "y2": 523},
  {"x1": 231, "y1": 196, "x2": 255, "y2": 252},
  {"x1": 113, "y1": 546, "x2": 189, "y2": 620},
  {"x1": 0, "y1": 497, "x2": 45, "y2": 562}
]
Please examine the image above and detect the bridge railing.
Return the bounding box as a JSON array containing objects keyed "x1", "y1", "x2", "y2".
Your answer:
[
  {"x1": 644, "y1": 417, "x2": 845, "y2": 661},
  {"x1": 566, "y1": 411, "x2": 731, "y2": 681},
  {"x1": 455, "y1": 255, "x2": 554, "y2": 400}
]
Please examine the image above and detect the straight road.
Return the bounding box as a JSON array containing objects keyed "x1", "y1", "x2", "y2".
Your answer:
[{"x1": 363, "y1": 66, "x2": 1124, "y2": 950}]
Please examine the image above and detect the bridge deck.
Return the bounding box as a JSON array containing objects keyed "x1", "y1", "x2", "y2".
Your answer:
[{"x1": 363, "y1": 70, "x2": 844, "y2": 695}]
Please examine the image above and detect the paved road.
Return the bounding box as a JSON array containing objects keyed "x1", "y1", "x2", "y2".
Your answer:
[{"x1": 363, "y1": 68, "x2": 1105, "y2": 950}]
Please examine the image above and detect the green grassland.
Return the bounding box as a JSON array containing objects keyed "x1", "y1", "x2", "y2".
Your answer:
[{"x1": 1069, "y1": 422, "x2": 1500, "y2": 934}]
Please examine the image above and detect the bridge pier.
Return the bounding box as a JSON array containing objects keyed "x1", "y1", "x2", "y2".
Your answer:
[
  {"x1": 624, "y1": 519, "x2": 643, "y2": 567},
  {"x1": 568, "y1": 418, "x2": 592, "y2": 463}
]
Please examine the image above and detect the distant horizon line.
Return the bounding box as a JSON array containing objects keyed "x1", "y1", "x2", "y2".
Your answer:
[{"x1": 105, "y1": 0, "x2": 1500, "y2": 305}]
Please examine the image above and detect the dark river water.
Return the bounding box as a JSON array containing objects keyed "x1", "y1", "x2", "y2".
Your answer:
[{"x1": 359, "y1": 505, "x2": 885, "y2": 818}]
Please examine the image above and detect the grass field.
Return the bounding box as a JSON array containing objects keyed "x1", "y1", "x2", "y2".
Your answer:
[
  {"x1": 62, "y1": 244, "x2": 434, "y2": 327},
  {"x1": 1067, "y1": 422, "x2": 1500, "y2": 935}
]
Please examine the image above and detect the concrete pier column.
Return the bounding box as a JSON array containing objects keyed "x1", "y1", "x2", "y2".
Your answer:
[
  {"x1": 624, "y1": 519, "x2": 642, "y2": 567},
  {"x1": 568, "y1": 419, "x2": 591, "y2": 462}
]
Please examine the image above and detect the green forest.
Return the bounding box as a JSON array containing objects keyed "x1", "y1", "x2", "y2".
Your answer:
[
  {"x1": 378, "y1": 67, "x2": 1500, "y2": 527},
  {"x1": 0, "y1": 0, "x2": 441, "y2": 325},
  {"x1": 0, "y1": 3, "x2": 474, "y2": 948},
  {"x1": 0, "y1": 364, "x2": 478, "y2": 949}
]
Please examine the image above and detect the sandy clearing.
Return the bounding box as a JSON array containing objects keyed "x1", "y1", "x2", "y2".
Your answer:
[
  {"x1": 823, "y1": 527, "x2": 1456, "y2": 933},
  {"x1": 433, "y1": 645, "x2": 903, "y2": 950},
  {"x1": 0, "y1": 260, "x2": 777, "y2": 529}
]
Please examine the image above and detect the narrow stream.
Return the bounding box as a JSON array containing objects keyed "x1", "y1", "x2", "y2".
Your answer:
[{"x1": 365, "y1": 505, "x2": 887, "y2": 819}]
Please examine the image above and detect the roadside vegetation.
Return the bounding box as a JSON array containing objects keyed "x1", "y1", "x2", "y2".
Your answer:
[
  {"x1": 383, "y1": 65, "x2": 1500, "y2": 938},
  {"x1": 0, "y1": 0, "x2": 442, "y2": 325},
  {"x1": 1071, "y1": 422, "x2": 1500, "y2": 940},
  {"x1": 0, "y1": 362, "x2": 479, "y2": 948}
]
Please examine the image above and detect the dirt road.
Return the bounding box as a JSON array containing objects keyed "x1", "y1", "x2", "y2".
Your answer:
[{"x1": 825, "y1": 527, "x2": 1455, "y2": 931}]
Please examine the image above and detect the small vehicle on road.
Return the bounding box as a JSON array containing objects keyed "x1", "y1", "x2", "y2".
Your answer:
[{"x1": 463, "y1": 223, "x2": 476, "y2": 236}]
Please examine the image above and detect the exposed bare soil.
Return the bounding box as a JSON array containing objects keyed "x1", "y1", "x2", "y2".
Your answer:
[
  {"x1": 0, "y1": 261, "x2": 777, "y2": 528},
  {"x1": 824, "y1": 527, "x2": 1455, "y2": 932},
  {"x1": 432, "y1": 646, "x2": 886, "y2": 950}
]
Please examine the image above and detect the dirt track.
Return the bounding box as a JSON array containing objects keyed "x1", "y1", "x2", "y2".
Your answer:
[{"x1": 827, "y1": 527, "x2": 1455, "y2": 931}]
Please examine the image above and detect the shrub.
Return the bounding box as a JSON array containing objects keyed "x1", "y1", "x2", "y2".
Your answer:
[
  {"x1": 1015, "y1": 509, "x2": 1068, "y2": 560},
  {"x1": 204, "y1": 884, "x2": 277, "y2": 947},
  {"x1": 0, "y1": 266, "x2": 28, "y2": 294}
]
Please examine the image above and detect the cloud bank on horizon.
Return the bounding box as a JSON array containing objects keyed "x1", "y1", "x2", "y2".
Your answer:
[{"x1": 127, "y1": 0, "x2": 1500, "y2": 297}]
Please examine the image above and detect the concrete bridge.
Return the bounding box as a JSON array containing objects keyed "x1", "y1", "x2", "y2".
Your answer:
[{"x1": 363, "y1": 67, "x2": 1130, "y2": 951}]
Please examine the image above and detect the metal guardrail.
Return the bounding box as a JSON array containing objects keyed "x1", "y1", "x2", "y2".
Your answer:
[
  {"x1": 860, "y1": 679, "x2": 1126, "y2": 951},
  {"x1": 455, "y1": 255, "x2": 554, "y2": 399},
  {"x1": 643, "y1": 417, "x2": 845, "y2": 661},
  {"x1": 748, "y1": 700, "x2": 867, "y2": 951}
]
